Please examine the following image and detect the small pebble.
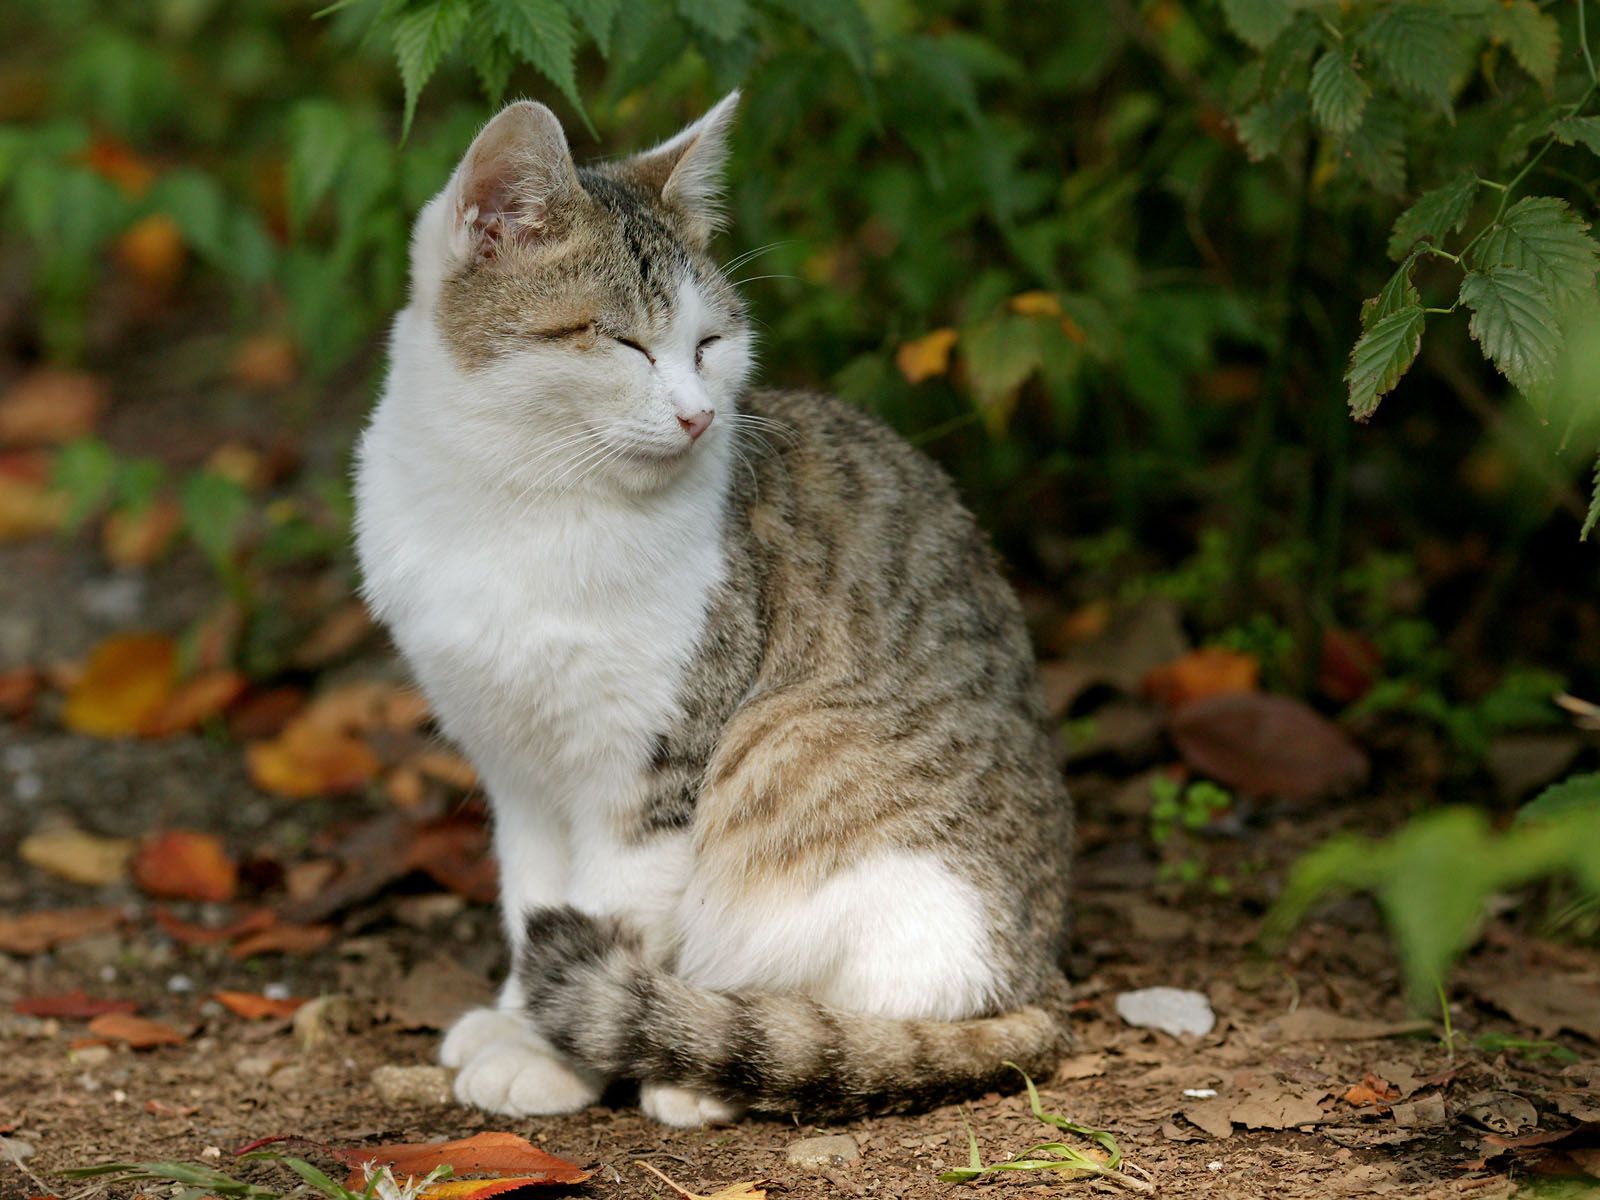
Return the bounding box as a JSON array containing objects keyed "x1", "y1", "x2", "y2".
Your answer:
[
  {"x1": 1, "y1": 1136, "x2": 36, "y2": 1163},
  {"x1": 1115, "y1": 987, "x2": 1216, "y2": 1038},
  {"x1": 1183, "y1": 1088, "x2": 1218, "y2": 1098},
  {"x1": 372, "y1": 1064, "x2": 455, "y2": 1108},
  {"x1": 167, "y1": 973, "x2": 194, "y2": 994},
  {"x1": 73, "y1": 1045, "x2": 112, "y2": 1066},
  {"x1": 785, "y1": 1134, "x2": 861, "y2": 1169},
  {"x1": 263, "y1": 981, "x2": 291, "y2": 1001},
  {"x1": 236, "y1": 1054, "x2": 280, "y2": 1079}
]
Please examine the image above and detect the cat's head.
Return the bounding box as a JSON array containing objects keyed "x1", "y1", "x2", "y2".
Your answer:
[{"x1": 401, "y1": 94, "x2": 753, "y2": 496}]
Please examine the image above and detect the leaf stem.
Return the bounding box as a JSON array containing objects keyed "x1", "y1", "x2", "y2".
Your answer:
[
  {"x1": 1582, "y1": 0, "x2": 1598, "y2": 85},
  {"x1": 1474, "y1": 176, "x2": 1508, "y2": 191}
]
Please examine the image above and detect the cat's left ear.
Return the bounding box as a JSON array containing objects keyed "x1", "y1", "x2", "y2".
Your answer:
[{"x1": 618, "y1": 91, "x2": 740, "y2": 247}]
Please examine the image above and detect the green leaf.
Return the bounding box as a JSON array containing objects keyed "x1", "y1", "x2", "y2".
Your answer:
[
  {"x1": 1358, "y1": 3, "x2": 1462, "y2": 114},
  {"x1": 1235, "y1": 90, "x2": 1306, "y2": 162},
  {"x1": 1343, "y1": 100, "x2": 1405, "y2": 195},
  {"x1": 149, "y1": 170, "x2": 229, "y2": 265},
  {"x1": 392, "y1": 0, "x2": 471, "y2": 140},
  {"x1": 1360, "y1": 258, "x2": 1420, "y2": 330},
  {"x1": 962, "y1": 314, "x2": 1042, "y2": 435},
  {"x1": 572, "y1": 0, "x2": 619, "y2": 56},
  {"x1": 180, "y1": 471, "x2": 252, "y2": 573},
  {"x1": 1309, "y1": 50, "x2": 1369, "y2": 136},
  {"x1": 1219, "y1": 0, "x2": 1293, "y2": 50},
  {"x1": 674, "y1": 0, "x2": 748, "y2": 42},
  {"x1": 762, "y1": 0, "x2": 872, "y2": 75},
  {"x1": 1553, "y1": 115, "x2": 1600, "y2": 158},
  {"x1": 1519, "y1": 772, "x2": 1600, "y2": 823},
  {"x1": 1490, "y1": 0, "x2": 1560, "y2": 87},
  {"x1": 490, "y1": 0, "x2": 584, "y2": 119},
  {"x1": 1459, "y1": 266, "x2": 1562, "y2": 394},
  {"x1": 286, "y1": 100, "x2": 351, "y2": 234},
  {"x1": 1471, "y1": 196, "x2": 1600, "y2": 307},
  {"x1": 1387, "y1": 172, "x2": 1478, "y2": 261},
  {"x1": 1586, "y1": 457, "x2": 1600, "y2": 541},
  {"x1": 52, "y1": 438, "x2": 118, "y2": 529},
  {"x1": 1345, "y1": 304, "x2": 1424, "y2": 420}
]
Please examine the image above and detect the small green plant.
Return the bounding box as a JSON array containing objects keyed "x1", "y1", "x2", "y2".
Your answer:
[
  {"x1": 1149, "y1": 776, "x2": 1236, "y2": 895},
  {"x1": 62, "y1": 1148, "x2": 449, "y2": 1200},
  {"x1": 1473, "y1": 1032, "x2": 1581, "y2": 1064},
  {"x1": 939, "y1": 1064, "x2": 1152, "y2": 1193}
]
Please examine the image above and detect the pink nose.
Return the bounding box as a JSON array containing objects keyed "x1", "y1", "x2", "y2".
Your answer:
[{"x1": 677, "y1": 410, "x2": 714, "y2": 441}]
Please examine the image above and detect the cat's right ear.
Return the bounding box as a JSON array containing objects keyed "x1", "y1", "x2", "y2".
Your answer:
[{"x1": 448, "y1": 101, "x2": 579, "y2": 264}]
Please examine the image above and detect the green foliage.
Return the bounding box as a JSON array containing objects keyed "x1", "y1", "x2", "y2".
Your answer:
[{"x1": 1149, "y1": 776, "x2": 1236, "y2": 895}]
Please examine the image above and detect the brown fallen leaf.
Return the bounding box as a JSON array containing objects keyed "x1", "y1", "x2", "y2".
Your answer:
[
  {"x1": 0, "y1": 906, "x2": 125, "y2": 954},
  {"x1": 384, "y1": 764, "x2": 426, "y2": 809},
  {"x1": 101, "y1": 498, "x2": 182, "y2": 568},
  {"x1": 227, "y1": 686, "x2": 306, "y2": 739},
  {"x1": 86, "y1": 1012, "x2": 186, "y2": 1048},
  {"x1": 19, "y1": 827, "x2": 133, "y2": 886},
  {"x1": 230, "y1": 334, "x2": 299, "y2": 391},
  {"x1": 412, "y1": 751, "x2": 477, "y2": 792},
  {"x1": 291, "y1": 602, "x2": 373, "y2": 669},
  {"x1": 283, "y1": 859, "x2": 340, "y2": 904},
  {"x1": 213, "y1": 991, "x2": 306, "y2": 1020},
  {"x1": 1143, "y1": 647, "x2": 1259, "y2": 709},
  {"x1": 228, "y1": 921, "x2": 335, "y2": 958},
  {"x1": 1264, "y1": 1007, "x2": 1432, "y2": 1042},
  {"x1": 895, "y1": 328, "x2": 959, "y2": 384},
  {"x1": 114, "y1": 214, "x2": 186, "y2": 292},
  {"x1": 0, "y1": 665, "x2": 42, "y2": 718},
  {"x1": 406, "y1": 820, "x2": 497, "y2": 904},
  {"x1": 138, "y1": 671, "x2": 246, "y2": 737},
  {"x1": 1466, "y1": 968, "x2": 1600, "y2": 1042},
  {"x1": 246, "y1": 721, "x2": 382, "y2": 798},
  {"x1": 297, "y1": 681, "x2": 429, "y2": 735},
  {"x1": 14, "y1": 991, "x2": 137, "y2": 1019},
  {"x1": 153, "y1": 905, "x2": 275, "y2": 946},
  {"x1": 144, "y1": 1098, "x2": 200, "y2": 1117},
  {"x1": 82, "y1": 135, "x2": 155, "y2": 196},
  {"x1": 1319, "y1": 628, "x2": 1380, "y2": 705},
  {"x1": 1169, "y1": 693, "x2": 1369, "y2": 801},
  {"x1": 0, "y1": 472, "x2": 68, "y2": 539},
  {"x1": 0, "y1": 369, "x2": 108, "y2": 446},
  {"x1": 62, "y1": 633, "x2": 178, "y2": 737},
  {"x1": 637, "y1": 1160, "x2": 766, "y2": 1200},
  {"x1": 334, "y1": 1132, "x2": 593, "y2": 1191},
  {"x1": 133, "y1": 831, "x2": 238, "y2": 902},
  {"x1": 205, "y1": 441, "x2": 268, "y2": 490},
  {"x1": 1343, "y1": 1073, "x2": 1399, "y2": 1110}
]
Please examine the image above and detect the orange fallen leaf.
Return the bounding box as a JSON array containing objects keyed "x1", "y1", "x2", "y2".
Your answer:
[
  {"x1": 0, "y1": 369, "x2": 108, "y2": 446},
  {"x1": 62, "y1": 632, "x2": 178, "y2": 736},
  {"x1": 102, "y1": 498, "x2": 182, "y2": 568},
  {"x1": 228, "y1": 921, "x2": 334, "y2": 958},
  {"x1": 114, "y1": 214, "x2": 186, "y2": 292},
  {"x1": 334, "y1": 1132, "x2": 593, "y2": 1191},
  {"x1": 86, "y1": 1011, "x2": 186, "y2": 1048},
  {"x1": 894, "y1": 328, "x2": 959, "y2": 384},
  {"x1": 133, "y1": 831, "x2": 238, "y2": 903},
  {"x1": 153, "y1": 905, "x2": 274, "y2": 947},
  {"x1": 407, "y1": 820, "x2": 498, "y2": 903},
  {"x1": 82, "y1": 136, "x2": 155, "y2": 197},
  {"x1": 14, "y1": 991, "x2": 137, "y2": 1019},
  {"x1": 139, "y1": 670, "x2": 246, "y2": 737},
  {"x1": 0, "y1": 473, "x2": 68, "y2": 539},
  {"x1": 20, "y1": 827, "x2": 133, "y2": 886},
  {"x1": 385, "y1": 764, "x2": 426, "y2": 809},
  {"x1": 420, "y1": 1180, "x2": 578, "y2": 1199},
  {"x1": 0, "y1": 906, "x2": 125, "y2": 954},
  {"x1": 1142, "y1": 646, "x2": 1260, "y2": 709},
  {"x1": 205, "y1": 441, "x2": 268, "y2": 490},
  {"x1": 227, "y1": 686, "x2": 306, "y2": 739},
  {"x1": 636, "y1": 1160, "x2": 766, "y2": 1200},
  {"x1": 212, "y1": 990, "x2": 306, "y2": 1020},
  {"x1": 0, "y1": 665, "x2": 42, "y2": 718},
  {"x1": 1343, "y1": 1073, "x2": 1399, "y2": 1109},
  {"x1": 412, "y1": 750, "x2": 478, "y2": 792},
  {"x1": 230, "y1": 334, "x2": 299, "y2": 391},
  {"x1": 246, "y1": 721, "x2": 382, "y2": 798},
  {"x1": 297, "y1": 681, "x2": 430, "y2": 735}
]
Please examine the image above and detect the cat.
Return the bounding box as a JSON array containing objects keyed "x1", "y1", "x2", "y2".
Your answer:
[{"x1": 353, "y1": 92, "x2": 1074, "y2": 1128}]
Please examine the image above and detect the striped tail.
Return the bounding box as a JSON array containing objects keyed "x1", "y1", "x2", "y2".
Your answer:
[{"x1": 516, "y1": 906, "x2": 1069, "y2": 1119}]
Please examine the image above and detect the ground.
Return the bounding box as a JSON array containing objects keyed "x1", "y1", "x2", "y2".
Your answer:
[{"x1": 0, "y1": 329, "x2": 1597, "y2": 1200}]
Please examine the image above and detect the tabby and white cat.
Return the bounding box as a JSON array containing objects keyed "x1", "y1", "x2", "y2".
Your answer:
[{"x1": 354, "y1": 94, "x2": 1073, "y2": 1128}]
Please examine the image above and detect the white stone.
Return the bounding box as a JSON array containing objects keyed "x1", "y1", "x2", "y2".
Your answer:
[
  {"x1": 372, "y1": 1064, "x2": 456, "y2": 1108},
  {"x1": 786, "y1": 1134, "x2": 861, "y2": 1169},
  {"x1": 1115, "y1": 987, "x2": 1216, "y2": 1037}
]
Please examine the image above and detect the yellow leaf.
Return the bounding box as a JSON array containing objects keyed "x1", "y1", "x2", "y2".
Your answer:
[
  {"x1": 1008, "y1": 290, "x2": 1062, "y2": 317},
  {"x1": 636, "y1": 1161, "x2": 767, "y2": 1200},
  {"x1": 62, "y1": 633, "x2": 178, "y2": 736},
  {"x1": 20, "y1": 827, "x2": 134, "y2": 886},
  {"x1": 895, "y1": 328, "x2": 959, "y2": 383}
]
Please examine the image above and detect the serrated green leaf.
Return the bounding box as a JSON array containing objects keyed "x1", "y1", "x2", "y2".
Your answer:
[
  {"x1": 1219, "y1": 0, "x2": 1293, "y2": 50},
  {"x1": 491, "y1": 0, "x2": 584, "y2": 118},
  {"x1": 1309, "y1": 50, "x2": 1369, "y2": 136},
  {"x1": 1519, "y1": 771, "x2": 1600, "y2": 823},
  {"x1": 1490, "y1": 0, "x2": 1560, "y2": 87},
  {"x1": 286, "y1": 100, "x2": 351, "y2": 234},
  {"x1": 1387, "y1": 172, "x2": 1478, "y2": 261},
  {"x1": 1586, "y1": 457, "x2": 1600, "y2": 541},
  {"x1": 1361, "y1": 259, "x2": 1421, "y2": 330},
  {"x1": 763, "y1": 0, "x2": 872, "y2": 75},
  {"x1": 1460, "y1": 266, "x2": 1562, "y2": 394},
  {"x1": 1553, "y1": 115, "x2": 1600, "y2": 158},
  {"x1": 572, "y1": 0, "x2": 618, "y2": 56},
  {"x1": 1235, "y1": 90, "x2": 1306, "y2": 162},
  {"x1": 962, "y1": 314, "x2": 1043, "y2": 435},
  {"x1": 1471, "y1": 196, "x2": 1600, "y2": 307},
  {"x1": 392, "y1": 0, "x2": 471, "y2": 140},
  {"x1": 1346, "y1": 304, "x2": 1424, "y2": 419},
  {"x1": 1344, "y1": 100, "x2": 1406, "y2": 194},
  {"x1": 1358, "y1": 3, "x2": 1462, "y2": 114},
  {"x1": 675, "y1": 0, "x2": 748, "y2": 42}
]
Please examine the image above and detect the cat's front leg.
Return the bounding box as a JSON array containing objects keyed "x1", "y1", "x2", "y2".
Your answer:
[{"x1": 442, "y1": 793, "x2": 605, "y2": 1115}]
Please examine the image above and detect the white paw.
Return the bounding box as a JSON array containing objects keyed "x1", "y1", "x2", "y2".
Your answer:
[
  {"x1": 640, "y1": 1082, "x2": 742, "y2": 1128},
  {"x1": 439, "y1": 1007, "x2": 528, "y2": 1068}
]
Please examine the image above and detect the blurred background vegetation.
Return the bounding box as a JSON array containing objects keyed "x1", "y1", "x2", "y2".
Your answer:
[{"x1": 4, "y1": 0, "x2": 1600, "y2": 998}]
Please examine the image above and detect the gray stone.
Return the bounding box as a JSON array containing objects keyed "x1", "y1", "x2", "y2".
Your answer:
[
  {"x1": 785, "y1": 1134, "x2": 861, "y2": 1169},
  {"x1": 1115, "y1": 986, "x2": 1216, "y2": 1038},
  {"x1": 372, "y1": 1064, "x2": 456, "y2": 1108}
]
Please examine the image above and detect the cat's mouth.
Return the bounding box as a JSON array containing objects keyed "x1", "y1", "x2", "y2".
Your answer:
[{"x1": 621, "y1": 442, "x2": 695, "y2": 466}]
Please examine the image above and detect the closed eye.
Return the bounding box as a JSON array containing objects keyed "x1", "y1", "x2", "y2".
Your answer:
[
  {"x1": 615, "y1": 336, "x2": 655, "y2": 364},
  {"x1": 695, "y1": 335, "x2": 721, "y2": 369}
]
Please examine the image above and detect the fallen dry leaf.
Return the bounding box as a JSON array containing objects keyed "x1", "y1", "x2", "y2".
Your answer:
[
  {"x1": 412, "y1": 751, "x2": 477, "y2": 792},
  {"x1": 230, "y1": 334, "x2": 299, "y2": 390},
  {"x1": 291, "y1": 602, "x2": 373, "y2": 669},
  {"x1": 406, "y1": 820, "x2": 497, "y2": 904},
  {"x1": 1319, "y1": 628, "x2": 1380, "y2": 705},
  {"x1": 1142, "y1": 647, "x2": 1260, "y2": 709},
  {"x1": 205, "y1": 441, "x2": 268, "y2": 490},
  {"x1": 86, "y1": 1012, "x2": 186, "y2": 1048},
  {"x1": 295, "y1": 681, "x2": 430, "y2": 735},
  {"x1": 82, "y1": 135, "x2": 155, "y2": 196},
  {"x1": 1343, "y1": 1073, "x2": 1399, "y2": 1109},
  {"x1": 228, "y1": 921, "x2": 335, "y2": 958},
  {"x1": 133, "y1": 831, "x2": 237, "y2": 902},
  {"x1": 114, "y1": 214, "x2": 186, "y2": 291},
  {"x1": 385, "y1": 764, "x2": 425, "y2": 809},
  {"x1": 19, "y1": 827, "x2": 133, "y2": 886},
  {"x1": 283, "y1": 859, "x2": 340, "y2": 904},
  {"x1": 145, "y1": 1098, "x2": 200, "y2": 1117},
  {"x1": 895, "y1": 328, "x2": 959, "y2": 384},
  {"x1": 101, "y1": 498, "x2": 182, "y2": 568},
  {"x1": 0, "y1": 665, "x2": 42, "y2": 718},
  {"x1": 139, "y1": 671, "x2": 246, "y2": 737},
  {"x1": 335, "y1": 1132, "x2": 593, "y2": 1191},
  {"x1": 1264, "y1": 1007, "x2": 1432, "y2": 1042},
  {"x1": 0, "y1": 473, "x2": 68, "y2": 539},
  {"x1": 0, "y1": 369, "x2": 108, "y2": 446},
  {"x1": 246, "y1": 721, "x2": 382, "y2": 798},
  {"x1": 61, "y1": 633, "x2": 178, "y2": 737},
  {"x1": 0, "y1": 906, "x2": 125, "y2": 954},
  {"x1": 153, "y1": 905, "x2": 275, "y2": 946},
  {"x1": 212, "y1": 991, "x2": 306, "y2": 1020},
  {"x1": 14, "y1": 991, "x2": 137, "y2": 1019},
  {"x1": 227, "y1": 686, "x2": 306, "y2": 739},
  {"x1": 1466, "y1": 969, "x2": 1600, "y2": 1042},
  {"x1": 636, "y1": 1160, "x2": 766, "y2": 1200},
  {"x1": 1169, "y1": 693, "x2": 1369, "y2": 801}
]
